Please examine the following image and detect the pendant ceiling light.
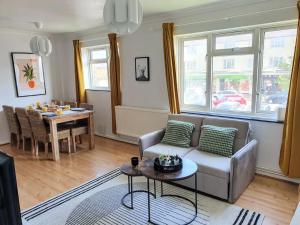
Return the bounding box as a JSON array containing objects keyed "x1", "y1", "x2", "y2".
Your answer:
[
  {"x1": 30, "y1": 22, "x2": 52, "y2": 57},
  {"x1": 30, "y1": 36, "x2": 52, "y2": 57},
  {"x1": 103, "y1": 0, "x2": 143, "y2": 35}
]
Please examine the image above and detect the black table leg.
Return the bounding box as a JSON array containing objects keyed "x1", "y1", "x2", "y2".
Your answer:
[
  {"x1": 154, "y1": 179, "x2": 156, "y2": 199},
  {"x1": 128, "y1": 176, "x2": 130, "y2": 193},
  {"x1": 121, "y1": 175, "x2": 155, "y2": 210},
  {"x1": 147, "y1": 177, "x2": 151, "y2": 222},
  {"x1": 130, "y1": 176, "x2": 133, "y2": 209},
  {"x1": 155, "y1": 178, "x2": 197, "y2": 225},
  {"x1": 195, "y1": 173, "x2": 198, "y2": 215},
  {"x1": 160, "y1": 181, "x2": 163, "y2": 196}
]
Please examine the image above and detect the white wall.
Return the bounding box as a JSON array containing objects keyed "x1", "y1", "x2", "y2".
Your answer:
[
  {"x1": 52, "y1": 0, "x2": 299, "y2": 180},
  {"x1": 0, "y1": 30, "x2": 60, "y2": 144},
  {"x1": 120, "y1": 28, "x2": 169, "y2": 109}
]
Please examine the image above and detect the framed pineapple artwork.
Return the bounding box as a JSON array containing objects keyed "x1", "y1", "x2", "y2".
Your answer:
[{"x1": 11, "y1": 52, "x2": 46, "y2": 97}]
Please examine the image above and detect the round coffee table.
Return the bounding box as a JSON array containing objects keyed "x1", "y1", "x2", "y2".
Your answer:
[
  {"x1": 140, "y1": 158, "x2": 198, "y2": 225},
  {"x1": 120, "y1": 163, "x2": 156, "y2": 209}
]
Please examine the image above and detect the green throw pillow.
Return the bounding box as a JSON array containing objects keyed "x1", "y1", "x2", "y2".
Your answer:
[
  {"x1": 161, "y1": 120, "x2": 195, "y2": 148},
  {"x1": 198, "y1": 125, "x2": 237, "y2": 157}
]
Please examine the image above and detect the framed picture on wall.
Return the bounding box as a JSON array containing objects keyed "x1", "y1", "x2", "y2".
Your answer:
[
  {"x1": 135, "y1": 57, "x2": 150, "y2": 81},
  {"x1": 11, "y1": 52, "x2": 46, "y2": 97}
]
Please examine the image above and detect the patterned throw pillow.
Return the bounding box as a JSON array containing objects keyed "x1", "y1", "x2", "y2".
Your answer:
[
  {"x1": 198, "y1": 125, "x2": 237, "y2": 157},
  {"x1": 161, "y1": 120, "x2": 195, "y2": 148}
]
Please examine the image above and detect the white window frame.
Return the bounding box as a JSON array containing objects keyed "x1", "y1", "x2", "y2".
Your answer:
[
  {"x1": 176, "y1": 23, "x2": 296, "y2": 119},
  {"x1": 86, "y1": 46, "x2": 110, "y2": 91},
  {"x1": 256, "y1": 24, "x2": 296, "y2": 114},
  {"x1": 178, "y1": 35, "x2": 210, "y2": 111}
]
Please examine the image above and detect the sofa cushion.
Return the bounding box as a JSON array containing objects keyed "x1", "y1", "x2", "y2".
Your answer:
[
  {"x1": 161, "y1": 120, "x2": 195, "y2": 147},
  {"x1": 168, "y1": 114, "x2": 204, "y2": 147},
  {"x1": 202, "y1": 117, "x2": 250, "y2": 152},
  {"x1": 198, "y1": 125, "x2": 237, "y2": 157},
  {"x1": 143, "y1": 143, "x2": 193, "y2": 159},
  {"x1": 184, "y1": 149, "x2": 231, "y2": 180}
]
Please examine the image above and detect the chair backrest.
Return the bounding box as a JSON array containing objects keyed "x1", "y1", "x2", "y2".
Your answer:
[
  {"x1": 28, "y1": 111, "x2": 48, "y2": 142},
  {"x1": 51, "y1": 99, "x2": 61, "y2": 106},
  {"x1": 64, "y1": 101, "x2": 77, "y2": 108},
  {"x1": 79, "y1": 103, "x2": 94, "y2": 110},
  {"x1": 2, "y1": 105, "x2": 20, "y2": 134},
  {"x1": 15, "y1": 108, "x2": 33, "y2": 138}
]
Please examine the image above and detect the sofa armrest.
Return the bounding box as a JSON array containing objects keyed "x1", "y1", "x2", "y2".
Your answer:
[
  {"x1": 138, "y1": 129, "x2": 165, "y2": 159},
  {"x1": 229, "y1": 139, "x2": 258, "y2": 203}
]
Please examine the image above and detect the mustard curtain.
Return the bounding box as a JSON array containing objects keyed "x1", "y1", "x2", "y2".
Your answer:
[
  {"x1": 279, "y1": 2, "x2": 300, "y2": 178},
  {"x1": 73, "y1": 40, "x2": 86, "y2": 103},
  {"x1": 162, "y1": 23, "x2": 180, "y2": 114},
  {"x1": 108, "y1": 33, "x2": 121, "y2": 134}
]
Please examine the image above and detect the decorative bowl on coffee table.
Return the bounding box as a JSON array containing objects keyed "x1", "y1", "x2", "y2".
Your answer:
[{"x1": 153, "y1": 155, "x2": 183, "y2": 173}]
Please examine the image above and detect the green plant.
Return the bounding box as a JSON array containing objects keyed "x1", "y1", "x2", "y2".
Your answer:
[{"x1": 22, "y1": 64, "x2": 35, "y2": 81}]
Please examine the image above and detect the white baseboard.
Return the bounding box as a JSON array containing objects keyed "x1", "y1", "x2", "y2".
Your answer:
[
  {"x1": 256, "y1": 167, "x2": 300, "y2": 184},
  {"x1": 94, "y1": 132, "x2": 138, "y2": 145},
  {"x1": 0, "y1": 142, "x2": 9, "y2": 146}
]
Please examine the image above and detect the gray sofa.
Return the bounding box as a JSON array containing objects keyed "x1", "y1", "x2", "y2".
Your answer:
[{"x1": 139, "y1": 114, "x2": 258, "y2": 203}]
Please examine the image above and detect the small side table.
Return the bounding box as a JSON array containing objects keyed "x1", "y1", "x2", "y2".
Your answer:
[
  {"x1": 120, "y1": 163, "x2": 156, "y2": 209},
  {"x1": 140, "y1": 159, "x2": 198, "y2": 225}
]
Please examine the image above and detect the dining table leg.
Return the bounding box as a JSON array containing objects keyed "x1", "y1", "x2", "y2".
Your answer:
[
  {"x1": 88, "y1": 113, "x2": 95, "y2": 150},
  {"x1": 49, "y1": 120, "x2": 60, "y2": 161}
]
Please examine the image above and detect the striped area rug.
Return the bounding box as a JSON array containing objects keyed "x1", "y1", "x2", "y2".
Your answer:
[{"x1": 22, "y1": 169, "x2": 264, "y2": 225}]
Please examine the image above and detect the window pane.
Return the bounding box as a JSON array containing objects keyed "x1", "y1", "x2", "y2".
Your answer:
[
  {"x1": 91, "y1": 49, "x2": 107, "y2": 60},
  {"x1": 90, "y1": 63, "x2": 109, "y2": 88},
  {"x1": 216, "y1": 33, "x2": 253, "y2": 49},
  {"x1": 212, "y1": 55, "x2": 254, "y2": 112},
  {"x1": 183, "y1": 39, "x2": 207, "y2": 106},
  {"x1": 259, "y1": 29, "x2": 296, "y2": 112}
]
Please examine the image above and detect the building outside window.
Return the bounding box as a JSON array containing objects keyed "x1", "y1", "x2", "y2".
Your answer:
[
  {"x1": 177, "y1": 25, "x2": 296, "y2": 118},
  {"x1": 223, "y1": 58, "x2": 235, "y2": 69}
]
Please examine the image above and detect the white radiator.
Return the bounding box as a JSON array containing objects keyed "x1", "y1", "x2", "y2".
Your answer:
[{"x1": 115, "y1": 106, "x2": 169, "y2": 137}]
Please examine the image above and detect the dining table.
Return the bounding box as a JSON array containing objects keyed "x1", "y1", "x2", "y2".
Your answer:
[{"x1": 42, "y1": 109, "x2": 95, "y2": 161}]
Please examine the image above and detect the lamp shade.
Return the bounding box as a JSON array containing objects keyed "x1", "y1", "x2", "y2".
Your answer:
[
  {"x1": 30, "y1": 36, "x2": 52, "y2": 57},
  {"x1": 103, "y1": 0, "x2": 143, "y2": 35}
]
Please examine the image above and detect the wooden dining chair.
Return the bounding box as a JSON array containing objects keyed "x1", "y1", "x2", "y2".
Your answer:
[
  {"x1": 51, "y1": 99, "x2": 61, "y2": 106},
  {"x1": 15, "y1": 108, "x2": 35, "y2": 154},
  {"x1": 64, "y1": 101, "x2": 77, "y2": 108},
  {"x1": 28, "y1": 110, "x2": 72, "y2": 156},
  {"x1": 2, "y1": 105, "x2": 21, "y2": 149},
  {"x1": 79, "y1": 103, "x2": 93, "y2": 110},
  {"x1": 71, "y1": 103, "x2": 94, "y2": 152}
]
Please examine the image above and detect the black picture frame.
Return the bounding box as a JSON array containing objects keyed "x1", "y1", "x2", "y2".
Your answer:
[
  {"x1": 135, "y1": 57, "x2": 150, "y2": 81},
  {"x1": 11, "y1": 52, "x2": 46, "y2": 97}
]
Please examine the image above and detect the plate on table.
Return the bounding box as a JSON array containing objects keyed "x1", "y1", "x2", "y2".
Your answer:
[
  {"x1": 71, "y1": 108, "x2": 85, "y2": 112},
  {"x1": 41, "y1": 112, "x2": 56, "y2": 117}
]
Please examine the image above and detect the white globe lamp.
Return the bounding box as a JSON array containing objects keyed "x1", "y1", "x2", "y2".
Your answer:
[
  {"x1": 103, "y1": 0, "x2": 143, "y2": 35},
  {"x1": 30, "y1": 36, "x2": 52, "y2": 57}
]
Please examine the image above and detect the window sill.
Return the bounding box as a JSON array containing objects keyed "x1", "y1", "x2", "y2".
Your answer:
[
  {"x1": 181, "y1": 110, "x2": 284, "y2": 124},
  {"x1": 86, "y1": 89, "x2": 111, "y2": 92}
]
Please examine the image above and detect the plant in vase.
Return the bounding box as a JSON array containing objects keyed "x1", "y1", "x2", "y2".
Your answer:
[
  {"x1": 22, "y1": 64, "x2": 35, "y2": 89},
  {"x1": 159, "y1": 154, "x2": 181, "y2": 166},
  {"x1": 174, "y1": 155, "x2": 180, "y2": 165},
  {"x1": 159, "y1": 154, "x2": 166, "y2": 165}
]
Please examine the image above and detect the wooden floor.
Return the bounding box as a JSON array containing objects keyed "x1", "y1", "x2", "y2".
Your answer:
[{"x1": 0, "y1": 136, "x2": 298, "y2": 225}]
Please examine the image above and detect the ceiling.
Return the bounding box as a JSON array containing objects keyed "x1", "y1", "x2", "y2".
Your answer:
[{"x1": 0, "y1": 0, "x2": 223, "y2": 33}]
